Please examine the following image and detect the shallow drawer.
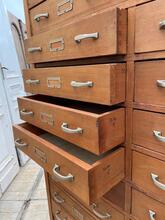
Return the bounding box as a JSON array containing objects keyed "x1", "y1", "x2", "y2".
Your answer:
[
  {"x1": 132, "y1": 189, "x2": 165, "y2": 220},
  {"x1": 132, "y1": 151, "x2": 165, "y2": 204},
  {"x1": 23, "y1": 64, "x2": 126, "y2": 105},
  {"x1": 18, "y1": 95, "x2": 125, "y2": 155},
  {"x1": 29, "y1": 0, "x2": 126, "y2": 36},
  {"x1": 25, "y1": 8, "x2": 127, "y2": 63},
  {"x1": 135, "y1": 61, "x2": 165, "y2": 107},
  {"x1": 13, "y1": 123, "x2": 125, "y2": 205},
  {"x1": 133, "y1": 110, "x2": 165, "y2": 154},
  {"x1": 28, "y1": 0, "x2": 45, "y2": 9},
  {"x1": 135, "y1": 1, "x2": 165, "y2": 53}
]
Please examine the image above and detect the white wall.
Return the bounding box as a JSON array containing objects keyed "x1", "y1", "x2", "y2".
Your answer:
[{"x1": 3, "y1": 0, "x2": 25, "y2": 22}]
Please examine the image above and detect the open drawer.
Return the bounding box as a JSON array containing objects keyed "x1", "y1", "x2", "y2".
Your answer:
[{"x1": 13, "y1": 123, "x2": 125, "y2": 205}]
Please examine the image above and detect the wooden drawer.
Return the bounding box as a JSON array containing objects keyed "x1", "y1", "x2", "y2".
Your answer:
[
  {"x1": 132, "y1": 189, "x2": 165, "y2": 220},
  {"x1": 23, "y1": 64, "x2": 126, "y2": 106},
  {"x1": 133, "y1": 110, "x2": 165, "y2": 154},
  {"x1": 135, "y1": 61, "x2": 165, "y2": 107},
  {"x1": 29, "y1": 0, "x2": 127, "y2": 36},
  {"x1": 28, "y1": 0, "x2": 45, "y2": 9},
  {"x1": 13, "y1": 123, "x2": 125, "y2": 205},
  {"x1": 132, "y1": 151, "x2": 165, "y2": 204},
  {"x1": 25, "y1": 8, "x2": 127, "y2": 64},
  {"x1": 135, "y1": 1, "x2": 165, "y2": 53},
  {"x1": 18, "y1": 95, "x2": 125, "y2": 155}
]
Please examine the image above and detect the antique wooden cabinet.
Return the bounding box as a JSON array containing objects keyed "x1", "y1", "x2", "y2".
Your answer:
[{"x1": 13, "y1": 0, "x2": 165, "y2": 219}]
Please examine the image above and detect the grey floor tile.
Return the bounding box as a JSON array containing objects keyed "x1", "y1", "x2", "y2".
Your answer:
[
  {"x1": 0, "y1": 212, "x2": 18, "y2": 220},
  {"x1": 0, "y1": 201, "x2": 24, "y2": 213}
]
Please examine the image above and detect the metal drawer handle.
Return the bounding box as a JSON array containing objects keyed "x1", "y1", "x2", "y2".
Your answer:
[
  {"x1": 20, "y1": 109, "x2": 34, "y2": 116},
  {"x1": 61, "y1": 123, "x2": 83, "y2": 134},
  {"x1": 151, "y1": 173, "x2": 165, "y2": 191},
  {"x1": 157, "y1": 80, "x2": 165, "y2": 88},
  {"x1": 74, "y1": 32, "x2": 99, "y2": 43},
  {"x1": 149, "y1": 210, "x2": 156, "y2": 220},
  {"x1": 153, "y1": 130, "x2": 165, "y2": 143},
  {"x1": 28, "y1": 47, "x2": 42, "y2": 53},
  {"x1": 52, "y1": 164, "x2": 74, "y2": 182},
  {"x1": 26, "y1": 79, "x2": 40, "y2": 85},
  {"x1": 71, "y1": 81, "x2": 93, "y2": 88},
  {"x1": 55, "y1": 210, "x2": 67, "y2": 220},
  {"x1": 160, "y1": 20, "x2": 165, "y2": 29},
  {"x1": 34, "y1": 13, "x2": 49, "y2": 22},
  {"x1": 53, "y1": 192, "x2": 65, "y2": 204},
  {"x1": 15, "y1": 138, "x2": 28, "y2": 148},
  {"x1": 91, "y1": 204, "x2": 111, "y2": 219}
]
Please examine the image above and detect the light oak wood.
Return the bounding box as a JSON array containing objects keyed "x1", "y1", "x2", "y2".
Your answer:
[
  {"x1": 23, "y1": 63, "x2": 126, "y2": 105},
  {"x1": 24, "y1": 8, "x2": 127, "y2": 64},
  {"x1": 28, "y1": 0, "x2": 45, "y2": 9},
  {"x1": 13, "y1": 123, "x2": 125, "y2": 205},
  {"x1": 133, "y1": 110, "x2": 165, "y2": 155},
  {"x1": 132, "y1": 151, "x2": 165, "y2": 204},
  {"x1": 132, "y1": 189, "x2": 165, "y2": 220},
  {"x1": 18, "y1": 95, "x2": 125, "y2": 155}
]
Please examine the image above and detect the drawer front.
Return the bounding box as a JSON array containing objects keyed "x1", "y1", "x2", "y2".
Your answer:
[
  {"x1": 23, "y1": 64, "x2": 126, "y2": 105},
  {"x1": 29, "y1": 0, "x2": 126, "y2": 36},
  {"x1": 135, "y1": 61, "x2": 165, "y2": 107},
  {"x1": 13, "y1": 123, "x2": 124, "y2": 205},
  {"x1": 135, "y1": 1, "x2": 165, "y2": 53},
  {"x1": 132, "y1": 151, "x2": 165, "y2": 203},
  {"x1": 25, "y1": 8, "x2": 127, "y2": 63},
  {"x1": 18, "y1": 96, "x2": 125, "y2": 155},
  {"x1": 133, "y1": 110, "x2": 165, "y2": 154},
  {"x1": 132, "y1": 189, "x2": 165, "y2": 220},
  {"x1": 28, "y1": 0, "x2": 45, "y2": 9}
]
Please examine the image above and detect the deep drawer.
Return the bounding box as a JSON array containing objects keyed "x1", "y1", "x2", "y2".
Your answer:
[
  {"x1": 23, "y1": 64, "x2": 126, "y2": 105},
  {"x1": 25, "y1": 8, "x2": 127, "y2": 64},
  {"x1": 13, "y1": 123, "x2": 125, "y2": 205},
  {"x1": 18, "y1": 95, "x2": 125, "y2": 155}
]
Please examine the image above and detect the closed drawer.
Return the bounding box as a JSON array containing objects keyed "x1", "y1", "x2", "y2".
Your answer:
[
  {"x1": 23, "y1": 64, "x2": 126, "y2": 105},
  {"x1": 132, "y1": 151, "x2": 165, "y2": 204},
  {"x1": 25, "y1": 8, "x2": 127, "y2": 64},
  {"x1": 28, "y1": 0, "x2": 45, "y2": 9},
  {"x1": 135, "y1": 61, "x2": 165, "y2": 107},
  {"x1": 132, "y1": 189, "x2": 165, "y2": 220},
  {"x1": 13, "y1": 123, "x2": 125, "y2": 205},
  {"x1": 135, "y1": 1, "x2": 165, "y2": 53},
  {"x1": 133, "y1": 110, "x2": 165, "y2": 154},
  {"x1": 18, "y1": 95, "x2": 125, "y2": 155}
]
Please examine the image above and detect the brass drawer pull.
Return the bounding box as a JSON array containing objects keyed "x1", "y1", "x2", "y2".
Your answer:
[
  {"x1": 61, "y1": 123, "x2": 83, "y2": 134},
  {"x1": 55, "y1": 210, "x2": 67, "y2": 220},
  {"x1": 26, "y1": 79, "x2": 40, "y2": 85},
  {"x1": 15, "y1": 138, "x2": 28, "y2": 148},
  {"x1": 149, "y1": 210, "x2": 156, "y2": 220},
  {"x1": 53, "y1": 164, "x2": 74, "y2": 182},
  {"x1": 28, "y1": 47, "x2": 42, "y2": 53},
  {"x1": 151, "y1": 173, "x2": 165, "y2": 191},
  {"x1": 159, "y1": 20, "x2": 165, "y2": 29},
  {"x1": 157, "y1": 80, "x2": 165, "y2": 88},
  {"x1": 53, "y1": 192, "x2": 65, "y2": 204},
  {"x1": 74, "y1": 32, "x2": 99, "y2": 43},
  {"x1": 153, "y1": 130, "x2": 165, "y2": 142},
  {"x1": 91, "y1": 204, "x2": 111, "y2": 219},
  {"x1": 34, "y1": 13, "x2": 49, "y2": 22},
  {"x1": 71, "y1": 81, "x2": 93, "y2": 88},
  {"x1": 20, "y1": 109, "x2": 34, "y2": 116}
]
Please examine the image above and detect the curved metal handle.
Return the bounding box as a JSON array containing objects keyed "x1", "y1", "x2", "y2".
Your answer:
[
  {"x1": 53, "y1": 192, "x2": 65, "y2": 204},
  {"x1": 157, "y1": 80, "x2": 165, "y2": 88},
  {"x1": 34, "y1": 13, "x2": 49, "y2": 22},
  {"x1": 20, "y1": 109, "x2": 34, "y2": 116},
  {"x1": 149, "y1": 210, "x2": 156, "y2": 220},
  {"x1": 52, "y1": 164, "x2": 74, "y2": 182},
  {"x1": 28, "y1": 47, "x2": 42, "y2": 53},
  {"x1": 61, "y1": 123, "x2": 83, "y2": 134},
  {"x1": 15, "y1": 138, "x2": 28, "y2": 148},
  {"x1": 74, "y1": 32, "x2": 99, "y2": 43},
  {"x1": 71, "y1": 81, "x2": 93, "y2": 88},
  {"x1": 55, "y1": 210, "x2": 67, "y2": 220},
  {"x1": 26, "y1": 79, "x2": 40, "y2": 85},
  {"x1": 151, "y1": 173, "x2": 165, "y2": 191},
  {"x1": 160, "y1": 20, "x2": 165, "y2": 29},
  {"x1": 153, "y1": 130, "x2": 165, "y2": 143},
  {"x1": 91, "y1": 204, "x2": 111, "y2": 219}
]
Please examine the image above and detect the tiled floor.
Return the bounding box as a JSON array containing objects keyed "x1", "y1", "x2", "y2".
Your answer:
[{"x1": 0, "y1": 160, "x2": 50, "y2": 220}]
